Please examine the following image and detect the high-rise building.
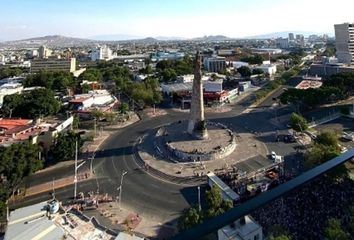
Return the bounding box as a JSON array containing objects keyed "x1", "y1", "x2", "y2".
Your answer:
[
  {"x1": 30, "y1": 58, "x2": 76, "y2": 73},
  {"x1": 334, "y1": 23, "x2": 354, "y2": 65},
  {"x1": 91, "y1": 45, "x2": 113, "y2": 61},
  {"x1": 38, "y1": 45, "x2": 51, "y2": 59},
  {"x1": 276, "y1": 38, "x2": 289, "y2": 49},
  {"x1": 203, "y1": 56, "x2": 226, "y2": 73},
  {"x1": 289, "y1": 33, "x2": 295, "y2": 41}
]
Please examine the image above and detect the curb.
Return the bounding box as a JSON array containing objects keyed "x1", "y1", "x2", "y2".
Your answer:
[{"x1": 132, "y1": 141, "x2": 205, "y2": 186}]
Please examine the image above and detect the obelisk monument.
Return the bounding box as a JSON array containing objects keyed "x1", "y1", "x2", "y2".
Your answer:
[{"x1": 187, "y1": 51, "x2": 208, "y2": 139}]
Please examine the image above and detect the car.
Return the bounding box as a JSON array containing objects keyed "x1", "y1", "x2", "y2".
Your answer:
[{"x1": 271, "y1": 151, "x2": 277, "y2": 160}]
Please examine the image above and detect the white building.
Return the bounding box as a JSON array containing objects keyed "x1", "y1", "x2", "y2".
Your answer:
[
  {"x1": 38, "y1": 45, "x2": 51, "y2": 59},
  {"x1": 232, "y1": 61, "x2": 249, "y2": 69},
  {"x1": 254, "y1": 64, "x2": 277, "y2": 76},
  {"x1": 204, "y1": 57, "x2": 226, "y2": 73},
  {"x1": 335, "y1": 23, "x2": 354, "y2": 64},
  {"x1": 275, "y1": 38, "x2": 289, "y2": 49},
  {"x1": 0, "y1": 54, "x2": 5, "y2": 65},
  {"x1": 91, "y1": 45, "x2": 113, "y2": 61},
  {"x1": 69, "y1": 89, "x2": 117, "y2": 111},
  {"x1": 218, "y1": 215, "x2": 263, "y2": 240},
  {"x1": 204, "y1": 79, "x2": 223, "y2": 93}
]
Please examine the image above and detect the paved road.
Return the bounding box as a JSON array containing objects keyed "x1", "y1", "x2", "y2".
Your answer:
[{"x1": 13, "y1": 91, "x2": 301, "y2": 226}]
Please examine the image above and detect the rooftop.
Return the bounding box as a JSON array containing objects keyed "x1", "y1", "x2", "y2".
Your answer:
[
  {"x1": 219, "y1": 215, "x2": 262, "y2": 239},
  {"x1": 4, "y1": 201, "x2": 70, "y2": 240},
  {"x1": 0, "y1": 118, "x2": 32, "y2": 130}
]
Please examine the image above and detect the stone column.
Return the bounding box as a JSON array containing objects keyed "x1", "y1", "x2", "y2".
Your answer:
[{"x1": 188, "y1": 51, "x2": 208, "y2": 139}]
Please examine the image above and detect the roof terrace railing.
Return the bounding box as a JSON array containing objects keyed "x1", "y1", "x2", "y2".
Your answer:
[{"x1": 172, "y1": 148, "x2": 354, "y2": 240}]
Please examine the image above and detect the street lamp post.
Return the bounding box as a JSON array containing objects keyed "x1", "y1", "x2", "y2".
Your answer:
[
  {"x1": 74, "y1": 140, "x2": 85, "y2": 200},
  {"x1": 118, "y1": 170, "x2": 128, "y2": 210},
  {"x1": 90, "y1": 153, "x2": 96, "y2": 176},
  {"x1": 198, "y1": 186, "x2": 201, "y2": 211}
]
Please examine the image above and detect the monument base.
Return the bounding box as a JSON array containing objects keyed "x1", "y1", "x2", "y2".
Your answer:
[
  {"x1": 156, "y1": 120, "x2": 236, "y2": 162},
  {"x1": 187, "y1": 120, "x2": 208, "y2": 140}
]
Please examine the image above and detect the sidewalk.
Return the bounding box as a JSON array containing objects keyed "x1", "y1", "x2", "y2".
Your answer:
[
  {"x1": 85, "y1": 202, "x2": 177, "y2": 239},
  {"x1": 24, "y1": 172, "x2": 90, "y2": 197}
]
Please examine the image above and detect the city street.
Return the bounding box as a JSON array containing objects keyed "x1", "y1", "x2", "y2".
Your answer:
[{"x1": 10, "y1": 89, "x2": 302, "y2": 234}]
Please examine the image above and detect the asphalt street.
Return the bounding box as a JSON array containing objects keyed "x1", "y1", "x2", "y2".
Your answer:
[{"x1": 13, "y1": 90, "x2": 301, "y2": 226}]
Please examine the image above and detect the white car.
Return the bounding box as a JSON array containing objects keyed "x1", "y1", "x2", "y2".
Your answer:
[{"x1": 271, "y1": 151, "x2": 277, "y2": 160}]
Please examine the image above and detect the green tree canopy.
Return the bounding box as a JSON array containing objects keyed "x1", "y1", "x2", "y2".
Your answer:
[
  {"x1": 0, "y1": 67, "x2": 27, "y2": 80},
  {"x1": 24, "y1": 70, "x2": 75, "y2": 91},
  {"x1": 50, "y1": 131, "x2": 82, "y2": 162},
  {"x1": 241, "y1": 54, "x2": 265, "y2": 65},
  {"x1": 119, "y1": 102, "x2": 129, "y2": 114},
  {"x1": 290, "y1": 113, "x2": 308, "y2": 132},
  {"x1": 267, "y1": 225, "x2": 291, "y2": 240},
  {"x1": 237, "y1": 66, "x2": 252, "y2": 77},
  {"x1": 177, "y1": 207, "x2": 203, "y2": 231},
  {"x1": 315, "y1": 131, "x2": 339, "y2": 149},
  {"x1": 1, "y1": 88, "x2": 60, "y2": 119},
  {"x1": 324, "y1": 218, "x2": 348, "y2": 240},
  {"x1": 205, "y1": 185, "x2": 233, "y2": 218},
  {"x1": 78, "y1": 68, "x2": 103, "y2": 82}
]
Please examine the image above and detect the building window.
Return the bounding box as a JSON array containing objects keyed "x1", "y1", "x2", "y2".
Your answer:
[{"x1": 254, "y1": 234, "x2": 260, "y2": 240}]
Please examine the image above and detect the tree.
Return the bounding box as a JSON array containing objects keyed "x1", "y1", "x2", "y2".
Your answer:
[
  {"x1": 0, "y1": 67, "x2": 26, "y2": 80},
  {"x1": 1, "y1": 88, "x2": 60, "y2": 119},
  {"x1": 268, "y1": 225, "x2": 291, "y2": 240},
  {"x1": 104, "y1": 112, "x2": 117, "y2": 125},
  {"x1": 0, "y1": 142, "x2": 44, "y2": 219},
  {"x1": 237, "y1": 66, "x2": 252, "y2": 77},
  {"x1": 323, "y1": 43, "x2": 336, "y2": 57},
  {"x1": 177, "y1": 185, "x2": 233, "y2": 232},
  {"x1": 24, "y1": 70, "x2": 75, "y2": 91},
  {"x1": 80, "y1": 83, "x2": 91, "y2": 94},
  {"x1": 252, "y1": 68, "x2": 264, "y2": 75},
  {"x1": 324, "y1": 218, "x2": 348, "y2": 240},
  {"x1": 241, "y1": 54, "x2": 265, "y2": 65},
  {"x1": 290, "y1": 113, "x2": 308, "y2": 132},
  {"x1": 205, "y1": 186, "x2": 233, "y2": 218},
  {"x1": 177, "y1": 207, "x2": 203, "y2": 231},
  {"x1": 305, "y1": 143, "x2": 339, "y2": 169},
  {"x1": 78, "y1": 68, "x2": 103, "y2": 82},
  {"x1": 50, "y1": 131, "x2": 82, "y2": 162},
  {"x1": 90, "y1": 109, "x2": 105, "y2": 120},
  {"x1": 315, "y1": 131, "x2": 339, "y2": 149},
  {"x1": 119, "y1": 103, "x2": 129, "y2": 114}
]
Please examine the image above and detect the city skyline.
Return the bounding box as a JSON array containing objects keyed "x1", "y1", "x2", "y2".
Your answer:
[{"x1": 1, "y1": 0, "x2": 354, "y2": 41}]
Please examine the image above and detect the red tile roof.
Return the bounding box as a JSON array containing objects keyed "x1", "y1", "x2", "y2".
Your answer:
[{"x1": 0, "y1": 119, "x2": 32, "y2": 130}]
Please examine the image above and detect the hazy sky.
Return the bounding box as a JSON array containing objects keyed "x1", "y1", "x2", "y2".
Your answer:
[{"x1": 1, "y1": 0, "x2": 354, "y2": 40}]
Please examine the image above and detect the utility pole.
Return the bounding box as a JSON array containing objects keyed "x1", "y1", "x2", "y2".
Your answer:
[
  {"x1": 73, "y1": 140, "x2": 85, "y2": 200},
  {"x1": 93, "y1": 118, "x2": 97, "y2": 138},
  {"x1": 74, "y1": 140, "x2": 78, "y2": 199},
  {"x1": 52, "y1": 178, "x2": 56, "y2": 199},
  {"x1": 198, "y1": 186, "x2": 201, "y2": 211},
  {"x1": 118, "y1": 170, "x2": 128, "y2": 210}
]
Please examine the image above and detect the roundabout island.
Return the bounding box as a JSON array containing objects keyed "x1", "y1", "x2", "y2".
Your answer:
[{"x1": 134, "y1": 52, "x2": 268, "y2": 184}]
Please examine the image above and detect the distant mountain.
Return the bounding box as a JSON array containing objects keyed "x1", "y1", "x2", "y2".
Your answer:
[
  {"x1": 191, "y1": 35, "x2": 231, "y2": 41},
  {"x1": 244, "y1": 31, "x2": 334, "y2": 39},
  {"x1": 2, "y1": 35, "x2": 101, "y2": 48},
  {"x1": 90, "y1": 34, "x2": 143, "y2": 41},
  {"x1": 155, "y1": 36, "x2": 187, "y2": 41}
]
